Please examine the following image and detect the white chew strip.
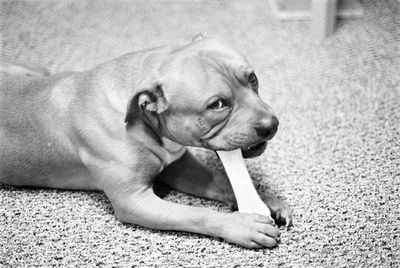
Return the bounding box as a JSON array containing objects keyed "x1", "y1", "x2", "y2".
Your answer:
[{"x1": 217, "y1": 149, "x2": 272, "y2": 219}]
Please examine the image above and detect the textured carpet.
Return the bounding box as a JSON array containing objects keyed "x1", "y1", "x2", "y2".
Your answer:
[{"x1": 1, "y1": 0, "x2": 399, "y2": 267}]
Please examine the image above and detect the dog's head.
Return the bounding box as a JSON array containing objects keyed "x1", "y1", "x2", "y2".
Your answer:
[{"x1": 125, "y1": 37, "x2": 278, "y2": 158}]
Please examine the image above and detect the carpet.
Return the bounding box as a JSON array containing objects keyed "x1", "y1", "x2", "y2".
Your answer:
[{"x1": 1, "y1": 0, "x2": 399, "y2": 267}]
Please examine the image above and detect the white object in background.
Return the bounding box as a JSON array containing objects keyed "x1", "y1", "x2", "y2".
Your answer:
[
  {"x1": 217, "y1": 149, "x2": 272, "y2": 221},
  {"x1": 269, "y1": 0, "x2": 364, "y2": 39},
  {"x1": 269, "y1": 0, "x2": 363, "y2": 20},
  {"x1": 311, "y1": 0, "x2": 337, "y2": 39}
]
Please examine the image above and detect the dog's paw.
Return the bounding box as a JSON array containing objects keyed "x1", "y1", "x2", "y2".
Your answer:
[
  {"x1": 220, "y1": 212, "x2": 280, "y2": 249},
  {"x1": 260, "y1": 192, "x2": 293, "y2": 228}
]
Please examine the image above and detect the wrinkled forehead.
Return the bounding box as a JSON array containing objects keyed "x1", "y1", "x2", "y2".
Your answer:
[
  {"x1": 159, "y1": 40, "x2": 253, "y2": 95},
  {"x1": 159, "y1": 59, "x2": 224, "y2": 107}
]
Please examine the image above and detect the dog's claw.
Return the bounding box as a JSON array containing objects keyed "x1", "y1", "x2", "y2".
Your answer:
[
  {"x1": 276, "y1": 210, "x2": 281, "y2": 222},
  {"x1": 260, "y1": 192, "x2": 293, "y2": 228},
  {"x1": 285, "y1": 215, "x2": 294, "y2": 230}
]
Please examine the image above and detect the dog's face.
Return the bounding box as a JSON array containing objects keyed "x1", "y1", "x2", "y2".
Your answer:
[{"x1": 126, "y1": 38, "x2": 278, "y2": 158}]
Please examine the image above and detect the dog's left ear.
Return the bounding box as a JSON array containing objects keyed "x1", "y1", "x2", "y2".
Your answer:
[{"x1": 124, "y1": 83, "x2": 168, "y2": 124}]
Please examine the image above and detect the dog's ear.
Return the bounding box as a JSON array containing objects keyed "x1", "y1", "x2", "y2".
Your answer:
[
  {"x1": 192, "y1": 32, "x2": 208, "y2": 42},
  {"x1": 124, "y1": 83, "x2": 168, "y2": 124}
]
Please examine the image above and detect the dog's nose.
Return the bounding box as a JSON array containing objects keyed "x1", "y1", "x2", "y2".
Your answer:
[{"x1": 255, "y1": 116, "x2": 279, "y2": 140}]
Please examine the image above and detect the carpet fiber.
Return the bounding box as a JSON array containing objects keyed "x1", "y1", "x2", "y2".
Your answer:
[{"x1": 1, "y1": 0, "x2": 399, "y2": 267}]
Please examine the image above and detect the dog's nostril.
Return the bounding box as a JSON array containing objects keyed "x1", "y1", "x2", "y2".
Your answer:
[{"x1": 255, "y1": 126, "x2": 273, "y2": 139}]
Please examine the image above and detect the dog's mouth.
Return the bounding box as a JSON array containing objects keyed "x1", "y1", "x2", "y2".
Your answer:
[{"x1": 241, "y1": 141, "x2": 268, "y2": 158}]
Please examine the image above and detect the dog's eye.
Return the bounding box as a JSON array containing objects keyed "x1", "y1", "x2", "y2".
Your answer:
[
  {"x1": 248, "y1": 72, "x2": 258, "y2": 91},
  {"x1": 208, "y1": 99, "x2": 226, "y2": 110}
]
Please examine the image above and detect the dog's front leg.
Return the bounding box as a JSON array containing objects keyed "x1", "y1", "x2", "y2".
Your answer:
[
  {"x1": 94, "y1": 161, "x2": 279, "y2": 249},
  {"x1": 106, "y1": 182, "x2": 279, "y2": 248}
]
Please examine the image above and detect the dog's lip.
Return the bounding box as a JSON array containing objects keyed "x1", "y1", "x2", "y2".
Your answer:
[
  {"x1": 243, "y1": 141, "x2": 267, "y2": 151},
  {"x1": 241, "y1": 141, "x2": 267, "y2": 158}
]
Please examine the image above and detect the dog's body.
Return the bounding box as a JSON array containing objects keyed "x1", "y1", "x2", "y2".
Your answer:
[{"x1": 0, "y1": 37, "x2": 292, "y2": 248}]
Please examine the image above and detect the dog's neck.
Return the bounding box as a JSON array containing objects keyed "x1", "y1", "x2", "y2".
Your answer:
[
  {"x1": 154, "y1": 136, "x2": 186, "y2": 170},
  {"x1": 161, "y1": 137, "x2": 185, "y2": 154},
  {"x1": 130, "y1": 118, "x2": 186, "y2": 168}
]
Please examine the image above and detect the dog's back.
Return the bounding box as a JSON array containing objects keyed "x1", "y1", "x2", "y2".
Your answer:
[
  {"x1": 0, "y1": 62, "x2": 85, "y2": 187},
  {"x1": 0, "y1": 61, "x2": 50, "y2": 77}
]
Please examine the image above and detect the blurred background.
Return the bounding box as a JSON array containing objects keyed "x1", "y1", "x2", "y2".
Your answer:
[{"x1": 1, "y1": 0, "x2": 399, "y2": 267}]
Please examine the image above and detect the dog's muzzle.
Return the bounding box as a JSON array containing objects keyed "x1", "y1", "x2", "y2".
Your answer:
[{"x1": 241, "y1": 116, "x2": 279, "y2": 158}]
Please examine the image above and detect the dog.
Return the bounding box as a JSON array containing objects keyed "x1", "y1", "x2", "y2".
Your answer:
[{"x1": 0, "y1": 36, "x2": 292, "y2": 248}]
